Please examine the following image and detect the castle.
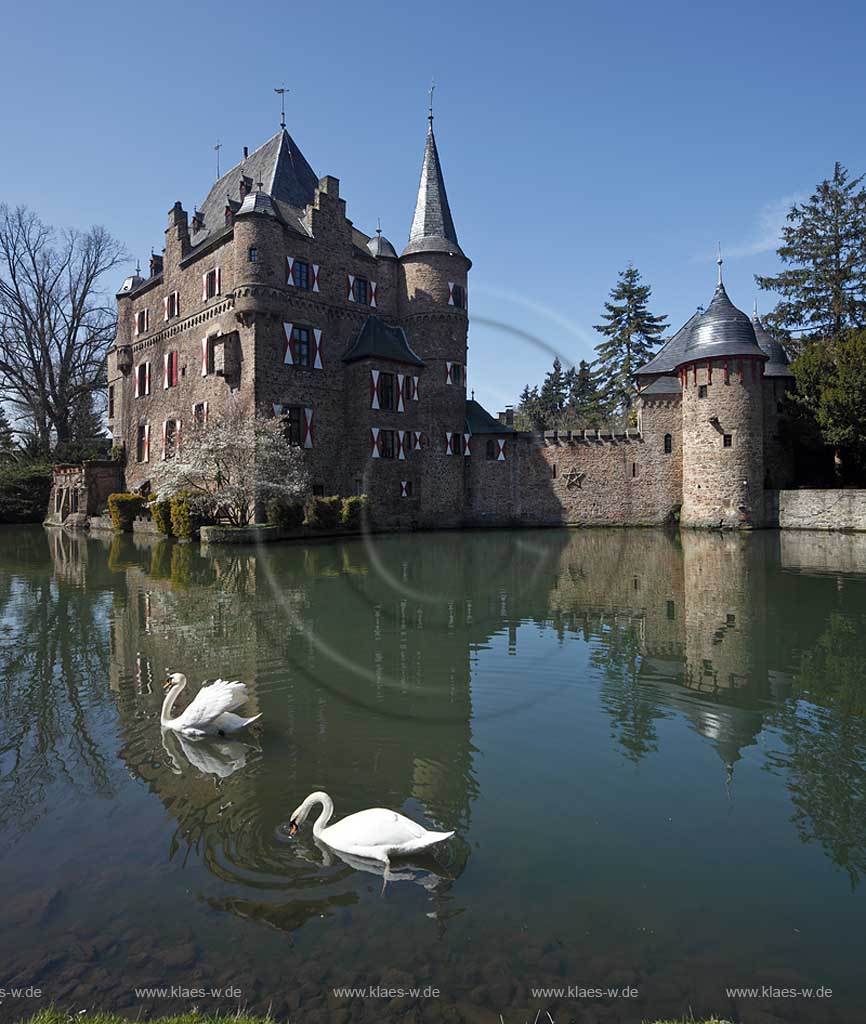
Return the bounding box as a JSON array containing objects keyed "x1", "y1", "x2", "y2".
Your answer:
[{"x1": 47, "y1": 111, "x2": 795, "y2": 532}]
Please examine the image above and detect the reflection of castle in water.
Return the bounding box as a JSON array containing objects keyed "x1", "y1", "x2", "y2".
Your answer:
[{"x1": 42, "y1": 524, "x2": 866, "y2": 894}]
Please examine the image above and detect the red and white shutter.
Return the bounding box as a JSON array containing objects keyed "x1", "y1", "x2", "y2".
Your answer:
[
  {"x1": 134, "y1": 365, "x2": 140, "y2": 399},
  {"x1": 369, "y1": 280, "x2": 377, "y2": 308},
  {"x1": 397, "y1": 430, "x2": 406, "y2": 460},
  {"x1": 201, "y1": 337, "x2": 209, "y2": 376},
  {"x1": 303, "y1": 408, "x2": 314, "y2": 449},
  {"x1": 400, "y1": 481, "x2": 410, "y2": 498},
  {"x1": 203, "y1": 401, "x2": 208, "y2": 425},
  {"x1": 370, "y1": 427, "x2": 380, "y2": 458},
  {"x1": 283, "y1": 323, "x2": 294, "y2": 365},
  {"x1": 143, "y1": 424, "x2": 150, "y2": 463},
  {"x1": 175, "y1": 418, "x2": 182, "y2": 451},
  {"x1": 161, "y1": 420, "x2": 168, "y2": 459},
  {"x1": 202, "y1": 273, "x2": 208, "y2": 301},
  {"x1": 370, "y1": 369, "x2": 380, "y2": 410},
  {"x1": 313, "y1": 328, "x2": 323, "y2": 369},
  {"x1": 272, "y1": 402, "x2": 283, "y2": 416},
  {"x1": 312, "y1": 264, "x2": 320, "y2": 292},
  {"x1": 347, "y1": 274, "x2": 355, "y2": 302},
  {"x1": 496, "y1": 439, "x2": 507, "y2": 461},
  {"x1": 464, "y1": 433, "x2": 471, "y2": 456},
  {"x1": 396, "y1": 374, "x2": 405, "y2": 412},
  {"x1": 145, "y1": 361, "x2": 151, "y2": 395},
  {"x1": 163, "y1": 295, "x2": 169, "y2": 321},
  {"x1": 445, "y1": 430, "x2": 453, "y2": 455},
  {"x1": 414, "y1": 430, "x2": 422, "y2": 449},
  {"x1": 446, "y1": 361, "x2": 453, "y2": 384},
  {"x1": 144, "y1": 308, "x2": 150, "y2": 332},
  {"x1": 172, "y1": 351, "x2": 179, "y2": 386},
  {"x1": 163, "y1": 353, "x2": 170, "y2": 389},
  {"x1": 215, "y1": 267, "x2": 221, "y2": 294},
  {"x1": 412, "y1": 375, "x2": 420, "y2": 400},
  {"x1": 448, "y1": 282, "x2": 455, "y2": 306},
  {"x1": 286, "y1": 256, "x2": 295, "y2": 285}
]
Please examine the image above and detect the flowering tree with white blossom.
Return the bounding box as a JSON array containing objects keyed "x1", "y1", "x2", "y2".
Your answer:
[{"x1": 152, "y1": 408, "x2": 309, "y2": 527}]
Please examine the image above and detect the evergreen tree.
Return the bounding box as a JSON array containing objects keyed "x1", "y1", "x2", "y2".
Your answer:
[
  {"x1": 538, "y1": 357, "x2": 568, "y2": 422},
  {"x1": 567, "y1": 359, "x2": 604, "y2": 425},
  {"x1": 0, "y1": 406, "x2": 16, "y2": 461},
  {"x1": 756, "y1": 163, "x2": 866, "y2": 343},
  {"x1": 517, "y1": 384, "x2": 544, "y2": 430},
  {"x1": 593, "y1": 265, "x2": 668, "y2": 415}
]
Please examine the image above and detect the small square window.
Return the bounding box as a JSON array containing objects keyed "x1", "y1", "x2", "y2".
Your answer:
[
  {"x1": 379, "y1": 372, "x2": 395, "y2": 410},
  {"x1": 353, "y1": 479, "x2": 363, "y2": 496},
  {"x1": 136, "y1": 425, "x2": 147, "y2": 463},
  {"x1": 379, "y1": 429, "x2": 396, "y2": 459},
  {"x1": 666, "y1": 600, "x2": 676, "y2": 621},
  {"x1": 698, "y1": 384, "x2": 708, "y2": 399},
  {"x1": 723, "y1": 434, "x2": 732, "y2": 448},
  {"x1": 283, "y1": 407, "x2": 303, "y2": 447},
  {"x1": 451, "y1": 283, "x2": 466, "y2": 309},
  {"x1": 632, "y1": 462, "x2": 638, "y2": 478},
  {"x1": 205, "y1": 269, "x2": 219, "y2": 299},
  {"x1": 249, "y1": 246, "x2": 258, "y2": 263},
  {"x1": 664, "y1": 433, "x2": 672, "y2": 454},
  {"x1": 292, "y1": 326, "x2": 311, "y2": 367},
  {"x1": 451, "y1": 363, "x2": 464, "y2": 387},
  {"x1": 166, "y1": 291, "x2": 179, "y2": 319},
  {"x1": 193, "y1": 402, "x2": 207, "y2": 427},
  {"x1": 136, "y1": 309, "x2": 148, "y2": 334}
]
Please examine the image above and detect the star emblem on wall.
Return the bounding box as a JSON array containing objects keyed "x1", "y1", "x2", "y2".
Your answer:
[{"x1": 564, "y1": 468, "x2": 586, "y2": 489}]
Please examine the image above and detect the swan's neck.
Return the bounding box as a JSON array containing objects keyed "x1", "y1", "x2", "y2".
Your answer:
[
  {"x1": 161, "y1": 679, "x2": 186, "y2": 727},
  {"x1": 305, "y1": 792, "x2": 334, "y2": 837}
]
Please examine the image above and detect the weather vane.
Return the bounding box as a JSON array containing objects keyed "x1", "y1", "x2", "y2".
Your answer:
[
  {"x1": 717, "y1": 241, "x2": 723, "y2": 286},
  {"x1": 274, "y1": 85, "x2": 288, "y2": 129},
  {"x1": 213, "y1": 140, "x2": 222, "y2": 179},
  {"x1": 428, "y1": 81, "x2": 435, "y2": 123}
]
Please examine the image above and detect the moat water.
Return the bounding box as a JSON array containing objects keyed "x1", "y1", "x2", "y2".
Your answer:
[{"x1": 1, "y1": 525, "x2": 865, "y2": 1024}]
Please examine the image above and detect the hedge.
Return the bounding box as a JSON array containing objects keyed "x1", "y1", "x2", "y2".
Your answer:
[
  {"x1": 341, "y1": 493, "x2": 370, "y2": 530},
  {"x1": 266, "y1": 498, "x2": 306, "y2": 530},
  {"x1": 170, "y1": 492, "x2": 209, "y2": 540},
  {"x1": 0, "y1": 462, "x2": 53, "y2": 523},
  {"x1": 149, "y1": 496, "x2": 174, "y2": 536},
  {"x1": 107, "y1": 493, "x2": 145, "y2": 533},
  {"x1": 305, "y1": 494, "x2": 342, "y2": 530}
]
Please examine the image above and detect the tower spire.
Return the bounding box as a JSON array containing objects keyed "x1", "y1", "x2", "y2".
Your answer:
[{"x1": 403, "y1": 92, "x2": 465, "y2": 258}]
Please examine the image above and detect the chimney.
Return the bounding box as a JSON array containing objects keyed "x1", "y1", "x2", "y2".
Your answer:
[
  {"x1": 149, "y1": 252, "x2": 164, "y2": 278},
  {"x1": 505, "y1": 406, "x2": 515, "y2": 427},
  {"x1": 166, "y1": 201, "x2": 190, "y2": 258},
  {"x1": 243, "y1": 146, "x2": 249, "y2": 159}
]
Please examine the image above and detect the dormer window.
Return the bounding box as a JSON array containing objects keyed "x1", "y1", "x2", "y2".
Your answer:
[{"x1": 192, "y1": 210, "x2": 204, "y2": 232}]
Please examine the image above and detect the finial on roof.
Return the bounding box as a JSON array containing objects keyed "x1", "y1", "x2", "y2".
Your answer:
[
  {"x1": 717, "y1": 242, "x2": 723, "y2": 286},
  {"x1": 134, "y1": 259, "x2": 141, "y2": 276},
  {"x1": 471, "y1": 388, "x2": 475, "y2": 400},
  {"x1": 753, "y1": 298, "x2": 758, "y2": 319},
  {"x1": 274, "y1": 85, "x2": 288, "y2": 129},
  {"x1": 428, "y1": 81, "x2": 435, "y2": 127},
  {"x1": 256, "y1": 179, "x2": 264, "y2": 193},
  {"x1": 214, "y1": 139, "x2": 222, "y2": 179},
  {"x1": 376, "y1": 218, "x2": 382, "y2": 238},
  {"x1": 697, "y1": 304, "x2": 705, "y2": 315}
]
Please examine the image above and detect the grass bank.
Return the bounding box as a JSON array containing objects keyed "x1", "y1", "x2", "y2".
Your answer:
[{"x1": 21, "y1": 1011, "x2": 733, "y2": 1024}]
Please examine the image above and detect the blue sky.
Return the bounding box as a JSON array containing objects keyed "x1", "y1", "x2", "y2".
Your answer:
[{"x1": 2, "y1": 0, "x2": 864, "y2": 413}]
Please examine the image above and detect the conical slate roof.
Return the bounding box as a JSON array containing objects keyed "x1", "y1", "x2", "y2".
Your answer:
[
  {"x1": 191, "y1": 129, "x2": 318, "y2": 245},
  {"x1": 403, "y1": 119, "x2": 465, "y2": 258},
  {"x1": 682, "y1": 283, "x2": 767, "y2": 363},
  {"x1": 636, "y1": 310, "x2": 703, "y2": 377},
  {"x1": 751, "y1": 310, "x2": 794, "y2": 378}
]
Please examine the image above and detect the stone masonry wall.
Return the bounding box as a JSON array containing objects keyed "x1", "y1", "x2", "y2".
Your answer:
[{"x1": 769, "y1": 489, "x2": 866, "y2": 531}]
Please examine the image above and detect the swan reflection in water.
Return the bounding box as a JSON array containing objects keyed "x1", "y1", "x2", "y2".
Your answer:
[
  {"x1": 161, "y1": 727, "x2": 255, "y2": 780},
  {"x1": 304, "y1": 833, "x2": 454, "y2": 893}
]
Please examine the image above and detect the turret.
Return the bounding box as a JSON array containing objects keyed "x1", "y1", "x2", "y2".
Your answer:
[{"x1": 678, "y1": 256, "x2": 768, "y2": 528}]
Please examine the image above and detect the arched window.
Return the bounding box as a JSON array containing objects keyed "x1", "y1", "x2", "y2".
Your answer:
[{"x1": 664, "y1": 433, "x2": 672, "y2": 454}]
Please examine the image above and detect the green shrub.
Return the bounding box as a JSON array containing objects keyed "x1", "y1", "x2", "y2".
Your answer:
[
  {"x1": 107, "y1": 493, "x2": 145, "y2": 533},
  {"x1": 305, "y1": 494, "x2": 342, "y2": 530},
  {"x1": 170, "y1": 492, "x2": 210, "y2": 540},
  {"x1": 149, "y1": 496, "x2": 174, "y2": 536},
  {"x1": 341, "y1": 494, "x2": 370, "y2": 530},
  {"x1": 267, "y1": 499, "x2": 306, "y2": 530},
  {"x1": 0, "y1": 462, "x2": 52, "y2": 523}
]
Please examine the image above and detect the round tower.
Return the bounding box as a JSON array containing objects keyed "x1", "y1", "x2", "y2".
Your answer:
[
  {"x1": 678, "y1": 259, "x2": 768, "y2": 528},
  {"x1": 398, "y1": 110, "x2": 471, "y2": 528}
]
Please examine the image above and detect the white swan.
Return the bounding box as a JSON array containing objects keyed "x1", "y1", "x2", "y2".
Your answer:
[
  {"x1": 161, "y1": 672, "x2": 261, "y2": 737},
  {"x1": 288, "y1": 791, "x2": 454, "y2": 870}
]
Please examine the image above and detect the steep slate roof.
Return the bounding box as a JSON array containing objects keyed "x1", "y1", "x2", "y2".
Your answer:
[
  {"x1": 683, "y1": 283, "x2": 767, "y2": 362},
  {"x1": 752, "y1": 310, "x2": 794, "y2": 377},
  {"x1": 635, "y1": 310, "x2": 703, "y2": 377},
  {"x1": 639, "y1": 375, "x2": 682, "y2": 396},
  {"x1": 465, "y1": 398, "x2": 516, "y2": 434},
  {"x1": 190, "y1": 130, "x2": 319, "y2": 246},
  {"x1": 342, "y1": 315, "x2": 425, "y2": 366},
  {"x1": 403, "y1": 119, "x2": 464, "y2": 258},
  {"x1": 367, "y1": 233, "x2": 398, "y2": 259}
]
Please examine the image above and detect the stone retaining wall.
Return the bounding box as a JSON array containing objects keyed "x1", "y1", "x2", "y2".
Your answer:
[{"x1": 769, "y1": 489, "x2": 866, "y2": 531}]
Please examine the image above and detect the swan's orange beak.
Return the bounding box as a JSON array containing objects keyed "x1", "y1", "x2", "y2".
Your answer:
[{"x1": 289, "y1": 821, "x2": 298, "y2": 837}]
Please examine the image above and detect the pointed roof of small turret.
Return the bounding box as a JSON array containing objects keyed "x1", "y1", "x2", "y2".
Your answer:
[
  {"x1": 751, "y1": 304, "x2": 794, "y2": 378},
  {"x1": 403, "y1": 111, "x2": 465, "y2": 258}
]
